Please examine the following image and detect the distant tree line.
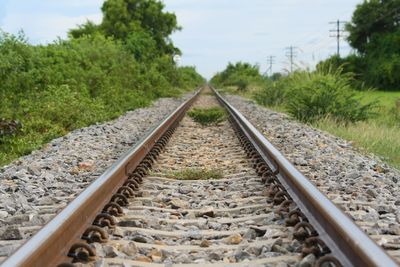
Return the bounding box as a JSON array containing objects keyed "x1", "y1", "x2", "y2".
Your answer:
[{"x1": 319, "y1": 0, "x2": 400, "y2": 91}]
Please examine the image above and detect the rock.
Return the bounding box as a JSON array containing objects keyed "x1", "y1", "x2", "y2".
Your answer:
[
  {"x1": 178, "y1": 186, "x2": 191, "y2": 194},
  {"x1": 148, "y1": 248, "x2": 162, "y2": 262},
  {"x1": 298, "y1": 253, "x2": 316, "y2": 267},
  {"x1": 234, "y1": 250, "x2": 251, "y2": 261},
  {"x1": 376, "y1": 205, "x2": 391, "y2": 215},
  {"x1": 208, "y1": 222, "x2": 222, "y2": 230},
  {"x1": 113, "y1": 227, "x2": 124, "y2": 238},
  {"x1": 294, "y1": 158, "x2": 307, "y2": 166},
  {"x1": 121, "y1": 242, "x2": 138, "y2": 256},
  {"x1": 366, "y1": 188, "x2": 377, "y2": 198},
  {"x1": 27, "y1": 165, "x2": 41, "y2": 176},
  {"x1": 93, "y1": 258, "x2": 109, "y2": 267},
  {"x1": 0, "y1": 210, "x2": 8, "y2": 219},
  {"x1": 388, "y1": 225, "x2": 400, "y2": 235},
  {"x1": 250, "y1": 226, "x2": 267, "y2": 237},
  {"x1": 208, "y1": 252, "x2": 220, "y2": 261},
  {"x1": 119, "y1": 220, "x2": 142, "y2": 228},
  {"x1": 271, "y1": 244, "x2": 288, "y2": 254},
  {"x1": 78, "y1": 162, "x2": 95, "y2": 171},
  {"x1": 243, "y1": 229, "x2": 257, "y2": 240},
  {"x1": 186, "y1": 211, "x2": 196, "y2": 219},
  {"x1": 36, "y1": 197, "x2": 54, "y2": 206},
  {"x1": 103, "y1": 245, "x2": 118, "y2": 257},
  {"x1": 135, "y1": 255, "x2": 152, "y2": 262},
  {"x1": 0, "y1": 226, "x2": 23, "y2": 240},
  {"x1": 131, "y1": 234, "x2": 154, "y2": 243},
  {"x1": 200, "y1": 239, "x2": 211, "y2": 247},
  {"x1": 175, "y1": 253, "x2": 191, "y2": 263},
  {"x1": 263, "y1": 228, "x2": 282, "y2": 239},
  {"x1": 223, "y1": 233, "x2": 242, "y2": 245},
  {"x1": 170, "y1": 198, "x2": 188, "y2": 209},
  {"x1": 154, "y1": 240, "x2": 166, "y2": 245},
  {"x1": 245, "y1": 246, "x2": 261, "y2": 256},
  {"x1": 198, "y1": 206, "x2": 215, "y2": 217}
]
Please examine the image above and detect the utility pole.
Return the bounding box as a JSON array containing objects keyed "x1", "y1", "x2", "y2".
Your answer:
[
  {"x1": 285, "y1": 46, "x2": 297, "y2": 72},
  {"x1": 329, "y1": 20, "x2": 346, "y2": 57},
  {"x1": 266, "y1": 55, "x2": 275, "y2": 75}
]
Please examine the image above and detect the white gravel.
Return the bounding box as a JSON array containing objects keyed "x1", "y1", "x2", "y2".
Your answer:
[{"x1": 225, "y1": 94, "x2": 400, "y2": 260}]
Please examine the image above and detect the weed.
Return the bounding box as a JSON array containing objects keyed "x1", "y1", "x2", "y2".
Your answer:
[
  {"x1": 188, "y1": 107, "x2": 226, "y2": 126},
  {"x1": 166, "y1": 168, "x2": 223, "y2": 180}
]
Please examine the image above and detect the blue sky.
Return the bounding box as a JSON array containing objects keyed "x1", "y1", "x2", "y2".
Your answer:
[{"x1": 0, "y1": 0, "x2": 361, "y2": 78}]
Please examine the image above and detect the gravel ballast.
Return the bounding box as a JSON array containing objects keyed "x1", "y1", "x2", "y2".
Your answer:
[
  {"x1": 225, "y1": 94, "x2": 400, "y2": 261},
  {"x1": 0, "y1": 94, "x2": 191, "y2": 258}
]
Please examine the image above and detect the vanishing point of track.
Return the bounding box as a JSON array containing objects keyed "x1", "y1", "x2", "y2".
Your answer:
[{"x1": 1, "y1": 87, "x2": 399, "y2": 267}]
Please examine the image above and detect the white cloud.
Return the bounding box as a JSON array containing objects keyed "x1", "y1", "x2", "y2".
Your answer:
[{"x1": 2, "y1": 12, "x2": 102, "y2": 44}]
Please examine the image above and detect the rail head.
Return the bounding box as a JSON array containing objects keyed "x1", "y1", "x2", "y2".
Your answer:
[
  {"x1": 1, "y1": 88, "x2": 201, "y2": 267},
  {"x1": 211, "y1": 86, "x2": 398, "y2": 267}
]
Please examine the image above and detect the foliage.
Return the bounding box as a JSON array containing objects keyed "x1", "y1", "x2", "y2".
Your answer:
[
  {"x1": 70, "y1": 0, "x2": 180, "y2": 55},
  {"x1": 0, "y1": 29, "x2": 203, "y2": 166},
  {"x1": 253, "y1": 80, "x2": 286, "y2": 107},
  {"x1": 188, "y1": 107, "x2": 226, "y2": 126},
  {"x1": 320, "y1": 0, "x2": 400, "y2": 91},
  {"x1": 283, "y1": 65, "x2": 375, "y2": 123},
  {"x1": 211, "y1": 62, "x2": 265, "y2": 91},
  {"x1": 68, "y1": 20, "x2": 100, "y2": 39},
  {"x1": 166, "y1": 168, "x2": 224, "y2": 180},
  {"x1": 346, "y1": 0, "x2": 400, "y2": 54}
]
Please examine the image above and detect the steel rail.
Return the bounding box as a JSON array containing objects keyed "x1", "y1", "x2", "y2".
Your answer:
[
  {"x1": 1, "y1": 89, "x2": 201, "y2": 267},
  {"x1": 212, "y1": 86, "x2": 398, "y2": 267}
]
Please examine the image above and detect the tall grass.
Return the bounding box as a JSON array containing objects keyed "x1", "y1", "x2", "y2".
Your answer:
[{"x1": 315, "y1": 118, "x2": 400, "y2": 169}]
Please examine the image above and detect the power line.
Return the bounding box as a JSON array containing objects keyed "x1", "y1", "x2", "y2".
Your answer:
[
  {"x1": 285, "y1": 46, "x2": 298, "y2": 72},
  {"x1": 329, "y1": 19, "x2": 347, "y2": 57},
  {"x1": 266, "y1": 55, "x2": 275, "y2": 75}
]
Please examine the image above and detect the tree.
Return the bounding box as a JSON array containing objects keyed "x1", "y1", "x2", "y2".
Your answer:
[
  {"x1": 100, "y1": 0, "x2": 181, "y2": 55},
  {"x1": 346, "y1": 0, "x2": 400, "y2": 53},
  {"x1": 69, "y1": 20, "x2": 100, "y2": 39}
]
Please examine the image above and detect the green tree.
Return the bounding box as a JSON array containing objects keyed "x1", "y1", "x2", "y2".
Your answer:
[
  {"x1": 100, "y1": 0, "x2": 180, "y2": 54},
  {"x1": 68, "y1": 20, "x2": 100, "y2": 39},
  {"x1": 346, "y1": 0, "x2": 400, "y2": 54}
]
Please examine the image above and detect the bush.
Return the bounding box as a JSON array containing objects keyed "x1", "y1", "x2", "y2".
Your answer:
[
  {"x1": 188, "y1": 107, "x2": 226, "y2": 125},
  {"x1": 283, "y1": 65, "x2": 375, "y2": 123},
  {"x1": 210, "y1": 62, "x2": 264, "y2": 91},
  {"x1": 253, "y1": 80, "x2": 285, "y2": 106},
  {"x1": 0, "y1": 31, "x2": 203, "y2": 166}
]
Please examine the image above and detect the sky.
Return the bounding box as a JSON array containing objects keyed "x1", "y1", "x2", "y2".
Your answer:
[{"x1": 0, "y1": 0, "x2": 361, "y2": 79}]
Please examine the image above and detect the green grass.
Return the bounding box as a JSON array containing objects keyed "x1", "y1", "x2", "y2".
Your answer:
[
  {"x1": 314, "y1": 118, "x2": 400, "y2": 169},
  {"x1": 165, "y1": 168, "x2": 224, "y2": 180},
  {"x1": 188, "y1": 107, "x2": 226, "y2": 126},
  {"x1": 356, "y1": 90, "x2": 400, "y2": 125}
]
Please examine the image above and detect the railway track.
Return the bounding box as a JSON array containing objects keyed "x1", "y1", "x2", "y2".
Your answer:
[{"x1": 1, "y1": 86, "x2": 399, "y2": 266}]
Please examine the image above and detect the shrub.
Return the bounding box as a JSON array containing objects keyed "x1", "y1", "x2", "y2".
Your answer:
[
  {"x1": 188, "y1": 107, "x2": 226, "y2": 125},
  {"x1": 0, "y1": 31, "x2": 203, "y2": 166},
  {"x1": 210, "y1": 62, "x2": 264, "y2": 91},
  {"x1": 253, "y1": 80, "x2": 286, "y2": 107},
  {"x1": 283, "y1": 65, "x2": 375, "y2": 123}
]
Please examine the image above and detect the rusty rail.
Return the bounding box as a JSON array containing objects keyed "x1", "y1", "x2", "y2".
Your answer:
[
  {"x1": 212, "y1": 86, "x2": 398, "y2": 267},
  {"x1": 1, "y1": 89, "x2": 201, "y2": 267}
]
